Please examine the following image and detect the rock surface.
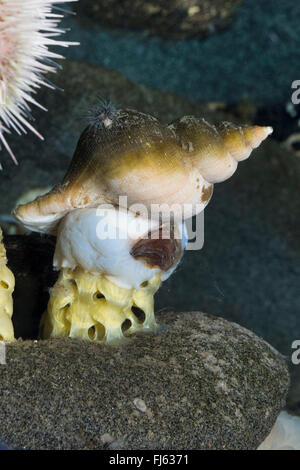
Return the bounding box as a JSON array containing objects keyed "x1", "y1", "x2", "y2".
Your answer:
[
  {"x1": 0, "y1": 311, "x2": 289, "y2": 450},
  {"x1": 75, "y1": 0, "x2": 241, "y2": 39}
]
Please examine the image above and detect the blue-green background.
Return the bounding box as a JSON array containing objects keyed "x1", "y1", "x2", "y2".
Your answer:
[{"x1": 63, "y1": 0, "x2": 300, "y2": 106}]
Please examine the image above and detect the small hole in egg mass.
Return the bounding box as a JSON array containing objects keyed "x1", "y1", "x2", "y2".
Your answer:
[
  {"x1": 140, "y1": 281, "x2": 148, "y2": 288},
  {"x1": 96, "y1": 323, "x2": 106, "y2": 340},
  {"x1": 93, "y1": 291, "x2": 104, "y2": 300},
  {"x1": 132, "y1": 306, "x2": 146, "y2": 323},
  {"x1": 122, "y1": 319, "x2": 132, "y2": 333},
  {"x1": 60, "y1": 303, "x2": 71, "y2": 312},
  {"x1": 88, "y1": 326, "x2": 96, "y2": 340},
  {"x1": 0, "y1": 281, "x2": 9, "y2": 289}
]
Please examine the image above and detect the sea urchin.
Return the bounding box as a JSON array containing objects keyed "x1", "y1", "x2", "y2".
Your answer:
[{"x1": 0, "y1": 0, "x2": 78, "y2": 167}]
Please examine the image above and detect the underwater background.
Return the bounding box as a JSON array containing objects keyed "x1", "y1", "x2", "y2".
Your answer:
[
  {"x1": 66, "y1": 0, "x2": 300, "y2": 108},
  {"x1": 0, "y1": 0, "x2": 299, "y2": 418}
]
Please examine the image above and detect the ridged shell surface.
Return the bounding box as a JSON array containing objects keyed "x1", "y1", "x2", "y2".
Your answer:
[{"x1": 14, "y1": 108, "x2": 272, "y2": 234}]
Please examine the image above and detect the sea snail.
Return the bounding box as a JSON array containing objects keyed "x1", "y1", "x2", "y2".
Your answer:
[
  {"x1": 14, "y1": 107, "x2": 273, "y2": 232},
  {"x1": 11, "y1": 105, "x2": 272, "y2": 343}
]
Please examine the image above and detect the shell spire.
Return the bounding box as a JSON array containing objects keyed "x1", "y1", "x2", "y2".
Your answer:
[
  {"x1": 14, "y1": 107, "x2": 273, "y2": 234},
  {"x1": 217, "y1": 122, "x2": 273, "y2": 162},
  {"x1": 169, "y1": 116, "x2": 273, "y2": 183}
]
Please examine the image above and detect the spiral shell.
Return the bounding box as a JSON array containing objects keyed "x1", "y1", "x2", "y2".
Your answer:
[
  {"x1": 168, "y1": 116, "x2": 273, "y2": 183},
  {"x1": 14, "y1": 108, "x2": 272, "y2": 234}
]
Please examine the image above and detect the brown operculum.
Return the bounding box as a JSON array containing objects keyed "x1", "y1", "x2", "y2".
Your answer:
[{"x1": 130, "y1": 225, "x2": 182, "y2": 271}]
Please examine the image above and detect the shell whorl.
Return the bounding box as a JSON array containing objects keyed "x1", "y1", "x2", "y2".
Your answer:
[
  {"x1": 217, "y1": 122, "x2": 273, "y2": 162},
  {"x1": 14, "y1": 108, "x2": 273, "y2": 234},
  {"x1": 169, "y1": 116, "x2": 273, "y2": 184}
]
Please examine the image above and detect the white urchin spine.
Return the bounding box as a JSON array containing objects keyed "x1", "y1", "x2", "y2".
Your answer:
[{"x1": 0, "y1": 0, "x2": 79, "y2": 167}]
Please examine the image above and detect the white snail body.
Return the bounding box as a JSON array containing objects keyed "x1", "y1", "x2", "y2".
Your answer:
[{"x1": 54, "y1": 206, "x2": 187, "y2": 290}]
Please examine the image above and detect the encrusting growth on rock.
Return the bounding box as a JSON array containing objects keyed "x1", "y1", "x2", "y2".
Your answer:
[
  {"x1": 0, "y1": 229, "x2": 15, "y2": 341},
  {"x1": 40, "y1": 269, "x2": 162, "y2": 343},
  {"x1": 39, "y1": 206, "x2": 186, "y2": 343}
]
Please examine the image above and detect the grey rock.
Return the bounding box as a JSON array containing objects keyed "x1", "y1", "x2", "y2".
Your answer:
[
  {"x1": 0, "y1": 311, "x2": 289, "y2": 450},
  {"x1": 75, "y1": 0, "x2": 242, "y2": 40}
]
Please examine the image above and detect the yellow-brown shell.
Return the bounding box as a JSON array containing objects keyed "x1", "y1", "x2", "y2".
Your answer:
[{"x1": 14, "y1": 108, "x2": 272, "y2": 234}]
